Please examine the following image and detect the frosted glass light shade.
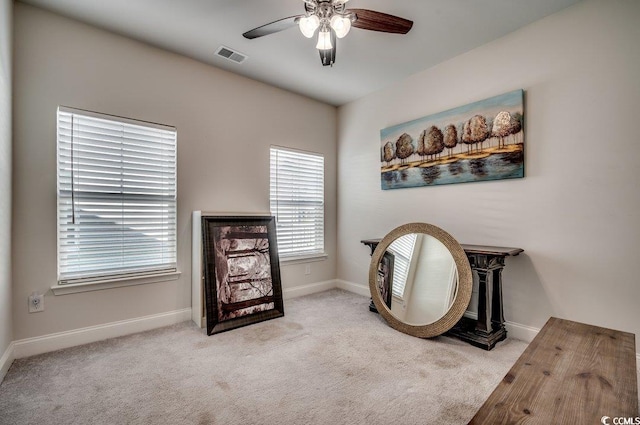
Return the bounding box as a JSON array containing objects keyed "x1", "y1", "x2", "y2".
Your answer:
[
  {"x1": 316, "y1": 30, "x2": 333, "y2": 50},
  {"x1": 330, "y1": 15, "x2": 351, "y2": 38},
  {"x1": 299, "y1": 15, "x2": 320, "y2": 38}
]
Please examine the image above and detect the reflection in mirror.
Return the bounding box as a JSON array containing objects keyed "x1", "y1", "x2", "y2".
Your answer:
[
  {"x1": 383, "y1": 233, "x2": 458, "y2": 326},
  {"x1": 369, "y1": 222, "x2": 472, "y2": 338}
]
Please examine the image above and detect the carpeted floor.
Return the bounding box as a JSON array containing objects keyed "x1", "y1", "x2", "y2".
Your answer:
[{"x1": 0, "y1": 289, "x2": 530, "y2": 424}]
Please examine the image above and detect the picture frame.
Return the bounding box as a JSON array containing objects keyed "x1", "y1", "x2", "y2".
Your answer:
[
  {"x1": 201, "y1": 215, "x2": 284, "y2": 335},
  {"x1": 377, "y1": 251, "x2": 394, "y2": 309}
]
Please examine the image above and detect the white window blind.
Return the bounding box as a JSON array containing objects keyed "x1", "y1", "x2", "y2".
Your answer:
[
  {"x1": 388, "y1": 233, "x2": 417, "y2": 298},
  {"x1": 270, "y1": 147, "x2": 324, "y2": 259},
  {"x1": 57, "y1": 107, "x2": 177, "y2": 284}
]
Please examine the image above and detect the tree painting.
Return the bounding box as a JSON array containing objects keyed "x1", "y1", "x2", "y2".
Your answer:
[
  {"x1": 395, "y1": 133, "x2": 414, "y2": 165},
  {"x1": 492, "y1": 111, "x2": 512, "y2": 148},
  {"x1": 416, "y1": 130, "x2": 427, "y2": 162},
  {"x1": 444, "y1": 124, "x2": 458, "y2": 157},
  {"x1": 462, "y1": 120, "x2": 473, "y2": 154},
  {"x1": 424, "y1": 126, "x2": 444, "y2": 161},
  {"x1": 379, "y1": 89, "x2": 524, "y2": 189},
  {"x1": 382, "y1": 141, "x2": 395, "y2": 166},
  {"x1": 469, "y1": 115, "x2": 490, "y2": 152},
  {"x1": 202, "y1": 216, "x2": 284, "y2": 336},
  {"x1": 509, "y1": 112, "x2": 523, "y2": 144},
  {"x1": 213, "y1": 225, "x2": 274, "y2": 322}
]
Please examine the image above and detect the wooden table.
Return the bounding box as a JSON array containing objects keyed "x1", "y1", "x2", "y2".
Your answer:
[
  {"x1": 469, "y1": 317, "x2": 638, "y2": 424},
  {"x1": 361, "y1": 239, "x2": 523, "y2": 350}
]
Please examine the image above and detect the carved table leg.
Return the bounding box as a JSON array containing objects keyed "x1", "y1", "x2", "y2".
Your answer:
[
  {"x1": 447, "y1": 253, "x2": 508, "y2": 350},
  {"x1": 491, "y1": 265, "x2": 505, "y2": 329},
  {"x1": 475, "y1": 264, "x2": 494, "y2": 334}
]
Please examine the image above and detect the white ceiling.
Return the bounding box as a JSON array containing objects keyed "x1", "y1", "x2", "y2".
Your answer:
[{"x1": 19, "y1": 0, "x2": 582, "y2": 106}]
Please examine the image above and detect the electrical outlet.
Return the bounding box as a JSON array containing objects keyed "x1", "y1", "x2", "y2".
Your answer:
[
  {"x1": 28, "y1": 292, "x2": 44, "y2": 313},
  {"x1": 304, "y1": 265, "x2": 311, "y2": 275}
]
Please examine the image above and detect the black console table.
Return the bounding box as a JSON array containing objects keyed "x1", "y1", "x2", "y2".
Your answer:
[{"x1": 361, "y1": 239, "x2": 523, "y2": 351}]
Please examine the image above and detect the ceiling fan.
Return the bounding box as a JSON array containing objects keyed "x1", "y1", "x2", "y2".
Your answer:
[{"x1": 242, "y1": 0, "x2": 413, "y2": 67}]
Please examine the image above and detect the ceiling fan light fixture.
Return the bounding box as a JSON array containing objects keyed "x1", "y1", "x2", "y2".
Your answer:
[
  {"x1": 330, "y1": 15, "x2": 351, "y2": 38},
  {"x1": 316, "y1": 29, "x2": 333, "y2": 50},
  {"x1": 299, "y1": 15, "x2": 320, "y2": 38},
  {"x1": 243, "y1": 0, "x2": 413, "y2": 66}
]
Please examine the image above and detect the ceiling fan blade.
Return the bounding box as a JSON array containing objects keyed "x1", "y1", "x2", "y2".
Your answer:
[
  {"x1": 348, "y1": 9, "x2": 413, "y2": 34},
  {"x1": 319, "y1": 31, "x2": 336, "y2": 66},
  {"x1": 243, "y1": 15, "x2": 303, "y2": 39}
]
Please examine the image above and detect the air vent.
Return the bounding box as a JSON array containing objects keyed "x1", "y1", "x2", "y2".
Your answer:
[{"x1": 215, "y1": 46, "x2": 247, "y2": 64}]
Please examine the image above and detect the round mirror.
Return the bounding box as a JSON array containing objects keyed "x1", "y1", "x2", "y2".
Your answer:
[{"x1": 369, "y1": 223, "x2": 472, "y2": 338}]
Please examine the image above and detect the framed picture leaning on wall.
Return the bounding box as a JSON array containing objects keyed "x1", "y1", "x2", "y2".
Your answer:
[{"x1": 201, "y1": 215, "x2": 284, "y2": 335}]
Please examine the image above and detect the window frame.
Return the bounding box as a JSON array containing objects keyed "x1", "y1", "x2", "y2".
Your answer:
[
  {"x1": 54, "y1": 106, "x2": 179, "y2": 294},
  {"x1": 269, "y1": 146, "x2": 326, "y2": 262}
]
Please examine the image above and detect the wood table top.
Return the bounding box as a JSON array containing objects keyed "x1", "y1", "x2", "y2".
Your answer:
[
  {"x1": 469, "y1": 317, "x2": 638, "y2": 424},
  {"x1": 460, "y1": 244, "x2": 523, "y2": 256},
  {"x1": 361, "y1": 239, "x2": 523, "y2": 256}
]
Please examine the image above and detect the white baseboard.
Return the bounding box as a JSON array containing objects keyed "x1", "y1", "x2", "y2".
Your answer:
[
  {"x1": 0, "y1": 341, "x2": 15, "y2": 384},
  {"x1": 463, "y1": 311, "x2": 478, "y2": 320},
  {"x1": 283, "y1": 280, "x2": 337, "y2": 300},
  {"x1": 12, "y1": 308, "x2": 192, "y2": 360},
  {"x1": 504, "y1": 320, "x2": 541, "y2": 343},
  {"x1": 282, "y1": 279, "x2": 370, "y2": 300},
  {"x1": 282, "y1": 279, "x2": 371, "y2": 300},
  {"x1": 335, "y1": 279, "x2": 370, "y2": 297}
]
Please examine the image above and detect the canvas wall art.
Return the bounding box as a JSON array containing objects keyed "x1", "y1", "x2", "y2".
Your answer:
[
  {"x1": 380, "y1": 89, "x2": 524, "y2": 189},
  {"x1": 202, "y1": 216, "x2": 284, "y2": 335}
]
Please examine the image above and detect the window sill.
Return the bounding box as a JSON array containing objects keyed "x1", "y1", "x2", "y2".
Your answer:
[
  {"x1": 51, "y1": 271, "x2": 181, "y2": 295},
  {"x1": 279, "y1": 253, "x2": 328, "y2": 265}
]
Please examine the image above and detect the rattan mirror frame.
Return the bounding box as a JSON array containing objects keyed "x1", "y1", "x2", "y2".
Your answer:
[{"x1": 368, "y1": 223, "x2": 472, "y2": 338}]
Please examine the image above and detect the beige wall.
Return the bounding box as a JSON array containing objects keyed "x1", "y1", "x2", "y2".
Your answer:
[
  {"x1": 12, "y1": 3, "x2": 337, "y2": 340},
  {"x1": 0, "y1": 0, "x2": 13, "y2": 357},
  {"x1": 337, "y1": 0, "x2": 640, "y2": 351}
]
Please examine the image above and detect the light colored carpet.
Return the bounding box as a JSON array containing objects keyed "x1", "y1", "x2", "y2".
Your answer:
[{"x1": 0, "y1": 289, "x2": 529, "y2": 424}]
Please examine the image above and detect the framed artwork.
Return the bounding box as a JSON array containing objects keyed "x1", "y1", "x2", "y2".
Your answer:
[
  {"x1": 201, "y1": 216, "x2": 284, "y2": 335},
  {"x1": 377, "y1": 251, "x2": 394, "y2": 309},
  {"x1": 380, "y1": 89, "x2": 524, "y2": 189}
]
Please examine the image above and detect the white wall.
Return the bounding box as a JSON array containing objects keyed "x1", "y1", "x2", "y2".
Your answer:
[
  {"x1": 12, "y1": 3, "x2": 336, "y2": 340},
  {"x1": 406, "y1": 236, "x2": 456, "y2": 325},
  {"x1": 337, "y1": 0, "x2": 640, "y2": 351},
  {"x1": 0, "y1": 0, "x2": 13, "y2": 361}
]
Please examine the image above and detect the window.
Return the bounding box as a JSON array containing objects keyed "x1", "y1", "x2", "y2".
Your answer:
[
  {"x1": 57, "y1": 107, "x2": 177, "y2": 285},
  {"x1": 388, "y1": 233, "x2": 417, "y2": 298},
  {"x1": 270, "y1": 147, "x2": 324, "y2": 259}
]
